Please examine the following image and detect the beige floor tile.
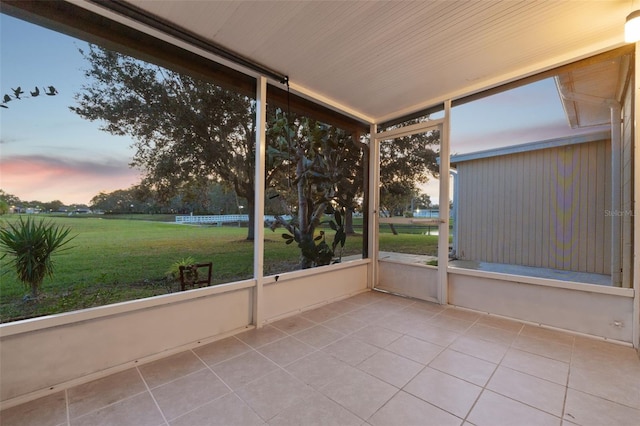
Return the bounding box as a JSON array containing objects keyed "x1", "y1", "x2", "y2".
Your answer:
[
  {"x1": 68, "y1": 368, "x2": 146, "y2": 419},
  {"x1": 392, "y1": 306, "x2": 439, "y2": 322},
  {"x1": 323, "y1": 300, "x2": 360, "y2": 315},
  {"x1": 449, "y1": 336, "x2": 508, "y2": 364},
  {"x1": 285, "y1": 351, "x2": 355, "y2": 389},
  {"x1": 502, "y1": 348, "x2": 569, "y2": 385},
  {"x1": 151, "y1": 368, "x2": 230, "y2": 421},
  {"x1": 346, "y1": 306, "x2": 392, "y2": 323},
  {"x1": 365, "y1": 300, "x2": 404, "y2": 313},
  {"x1": 357, "y1": 349, "x2": 424, "y2": 388},
  {"x1": 368, "y1": 391, "x2": 462, "y2": 426},
  {"x1": 322, "y1": 315, "x2": 367, "y2": 334},
  {"x1": 319, "y1": 367, "x2": 398, "y2": 420},
  {"x1": 193, "y1": 336, "x2": 252, "y2": 366},
  {"x1": 386, "y1": 335, "x2": 444, "y2": 365},
  {"x1": 568, "y1": 364, "x2": 640, "y2": 409},
  {"x1": 0, "y1": 391, "x2": 67, "y2": 426},
  {"x1": 322, "y1": 336, "x2": 379, "y2": 366},
  {"x1": 268, "y1": 393, "x2": 362, "y2": 426},
  {"x1": 381, "y1": 295, "x2": 415, "y2": 307},
  {"x1": 572, "y1": 336, "x2": 637, "y2": 361},
  {"x1": 405, "y1": 301, "x2": 447, "y2": 317},
  {"x1": 235, "y1": 369, "x2": 314, "y2": 421},
  {"x1": 345, "y1": 292, "x2": 382, "y2": 306},
  {"x1": 429, "y1": 315, "x2": 476, "y2": 333},
  {"x1": 439, "y1": 307, "x2": 483, "y2": 323},
  {"x1": 169, "y1": 393, "x2": 264, "y2": 426},
  {"x1": 409, "y1": 300, "x2": 447, "y2": 315},
  {"x1": 374, "y1": 313, "x2": 420, "y2": 334},
  {"x1": 571, "y1": 338, "x2": 640, "y2": 373},
  {"x1": 467, "y1": 390, "x2": 560, "y2": 426},
  {"x1": 351, "y1": 325, "x2": 402, "y2": 348},
  {"x1": 511, "y1": 334, "x2": 572, "y2": 363},
  {"x1": 270, "y1": 315, "x2": 316, "y2": 334},
  {"x1": 256, "y1": 336, "x2": 315, "y2": 367},
  {"x1": 487, "y1": 366, "x2": 566, "y2": 417},
  {"x1": 70, "y1": 392, "x2": 164, "y2": 426},
  {"x1": 429, "y1": 349, "x2": 497, "y2": 386},
  {"x1": 404, "y1": 367, "x2": 482, "y2": 418},
  {"x1": 138, "y1": 350, "x2": 206, "y2": 389},
  {"x1": 476, "y1": 315, "x2": 524, "y2": 333},
  {"x1": 564, "y1": 388, "x2": 640, "y2": 426},
  {"x1": 571, "y1": 350, "x2": 640, "y2": 375},
  {"x1": 211, "y1": 350, "x2": 278, "y2": 390},
  {"x1": 292, "y1": 324, "x2": 343, "y2": 348},
  {"x1": 300, "y1": 306, "x2": 339, "y2": 323},
  {"x1": 236, "y1": 325, "x2": 287, "y2": 348},
  {"x1": 405, "y1": 323, "x2": 461, "y2": 347},
  {"x1": 10, "y1": 291, "x2": 640, "y2": 426},
  {"x1": 520, "y1": 325, "x2": 575, "y2": 346},
  {"x1": 464, "y1": 323, "x2": 519, "y2": 346}
]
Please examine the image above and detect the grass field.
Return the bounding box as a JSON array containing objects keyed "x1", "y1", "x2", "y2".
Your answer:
[{"x1": 0, "y1": 215, "x2": 439, "y2": 322}]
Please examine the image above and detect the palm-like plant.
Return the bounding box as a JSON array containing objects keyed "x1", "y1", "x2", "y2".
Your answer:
[{"x1": 0, "y1": 216, "x2": 75, "y2": 298}]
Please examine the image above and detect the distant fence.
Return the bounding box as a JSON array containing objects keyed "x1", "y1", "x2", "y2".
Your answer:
[
  {"x1": 412, "y1": 209, "x2": 440, "y2": 218},
  {"x1": 175, "y1": 214, "x2": 292, "y2": 226}
]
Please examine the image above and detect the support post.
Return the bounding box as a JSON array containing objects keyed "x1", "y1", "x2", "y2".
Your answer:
[
  {"x1": 633, "y1": 43, "x2": 640, "y2": 349},
  {"x1": 253, "y1": 76, "x2": 267, "y2": 327},
  {"x1": 438, "y1": 100, "x2": 452, "y2": 305},
  {"x1": 368, "y1": 124, "x2": 379, "y2": 289}
]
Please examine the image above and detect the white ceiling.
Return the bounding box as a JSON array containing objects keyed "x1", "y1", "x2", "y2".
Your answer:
[{"x1": 123, "y1": 0, "x2": 632, "y2": 124}]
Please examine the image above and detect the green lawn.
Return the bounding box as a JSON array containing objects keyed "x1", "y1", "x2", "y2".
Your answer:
[{"x1": 0, "y1": 215, "x2": 439, "y2": 322}]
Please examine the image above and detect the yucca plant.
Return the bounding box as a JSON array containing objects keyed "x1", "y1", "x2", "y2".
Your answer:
[
  {"x1": 0, "y1": 216, "x2": 75, "y2": 298},
  {"x1": 165, "y1": 256, "x2": 197, "y2": 282}
]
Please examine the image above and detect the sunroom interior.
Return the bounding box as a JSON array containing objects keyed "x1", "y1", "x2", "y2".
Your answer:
[{"x1": 1, "y1": 0, "x2": 639, "y2": 424}]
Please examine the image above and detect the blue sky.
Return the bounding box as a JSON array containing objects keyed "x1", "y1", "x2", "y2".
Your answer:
[
  {"x1": 1, "y1": 14, "x2": 139, "y2": 205},
  {"x1": 1, "y1": 13, "x2": 602, "y2": 206}
]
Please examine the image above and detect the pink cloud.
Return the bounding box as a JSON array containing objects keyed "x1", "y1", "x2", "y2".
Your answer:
[{"x1": 1, "y1": 155, "x2": 141, "y2": 205}]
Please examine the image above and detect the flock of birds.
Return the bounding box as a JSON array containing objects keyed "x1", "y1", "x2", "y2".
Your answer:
[{"x1": 1, "y1": 86, "x2": 58, "y2": 108}]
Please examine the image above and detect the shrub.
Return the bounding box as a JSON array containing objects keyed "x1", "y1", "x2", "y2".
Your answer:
[{"x1": 0, "y1": 216, "x2": 75, "y2": 298}]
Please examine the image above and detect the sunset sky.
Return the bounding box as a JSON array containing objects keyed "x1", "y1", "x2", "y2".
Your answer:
[
  {"x1": 1, "y1": 13, "x2": 602, "y2": 206},
  {"x1": 1, "y1": 14, "x2": 140, "y2": 206}
]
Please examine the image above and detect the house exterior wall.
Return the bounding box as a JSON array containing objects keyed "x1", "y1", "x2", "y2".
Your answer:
[{"x1": 456, "y1": 139, "x2": 612, "y2": 274}]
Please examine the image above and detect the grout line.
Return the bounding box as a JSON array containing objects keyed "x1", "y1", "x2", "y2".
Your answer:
[
  {"x1": 189, "y1": 348, "x2": 266, "y2": 422},
  {"x1": 66, "y1": 389, "x2": 155, "y2": 424},
  {"x1": 64, "y1": 388, "x2": 70, "y2": 426},
  {"x1": 135, "y1": 366, "x2": 169, "y2": 426},
  {"x1": 560, "y1": 336, "x2": 576, "y2": 423},
  {"x1": 459, "y1": 310, "x2": 524, "y2": 424}
]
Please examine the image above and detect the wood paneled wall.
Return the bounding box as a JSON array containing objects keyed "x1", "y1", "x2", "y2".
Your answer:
[{"x1": 456, "y1": 139, "x2": 612, "y2": 274}]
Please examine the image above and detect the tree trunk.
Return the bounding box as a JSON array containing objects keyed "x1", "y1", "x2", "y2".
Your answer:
[
  {"x1": 345, "y1": 207, "x2": 355, "y2": 234},
  {"x1": 388, "y1": 223, "x2": 398, "y2": 235},
  {"x1": 30, "y1": 282, "x2": 39, "y2": 299},
  {"x1": 246, "y1": 199, "x2": 255, "y2": 240}
]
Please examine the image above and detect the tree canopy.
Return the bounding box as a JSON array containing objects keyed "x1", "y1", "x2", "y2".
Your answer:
[
  {"x1": 71, "y1": 44, "x2": 439, "y2": 261},
  {"x1": 379, "y1": 127, "x2": 440, "y2": 217},
  {"x1": 71, "y1": 45, "x2": 259, "y2": 238}
]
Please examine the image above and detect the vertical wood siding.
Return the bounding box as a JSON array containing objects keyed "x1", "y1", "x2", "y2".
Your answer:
[{"x1": 456, "y1": 139, "x2": 611, "y2": 274}]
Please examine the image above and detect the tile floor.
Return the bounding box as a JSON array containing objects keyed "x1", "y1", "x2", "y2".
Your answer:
[{"x1": 2, "y1": 291, "x2": 639, "y2": 426}]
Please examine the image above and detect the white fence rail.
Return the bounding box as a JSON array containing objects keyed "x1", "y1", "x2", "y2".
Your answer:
[{"x1": 175, "y1": 215, "x2": 292, "y2": 225}]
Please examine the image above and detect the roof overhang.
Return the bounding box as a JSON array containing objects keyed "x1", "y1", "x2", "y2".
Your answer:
[{"x1": 555, "y1": 54, "x2": 633, "y2": 129}]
